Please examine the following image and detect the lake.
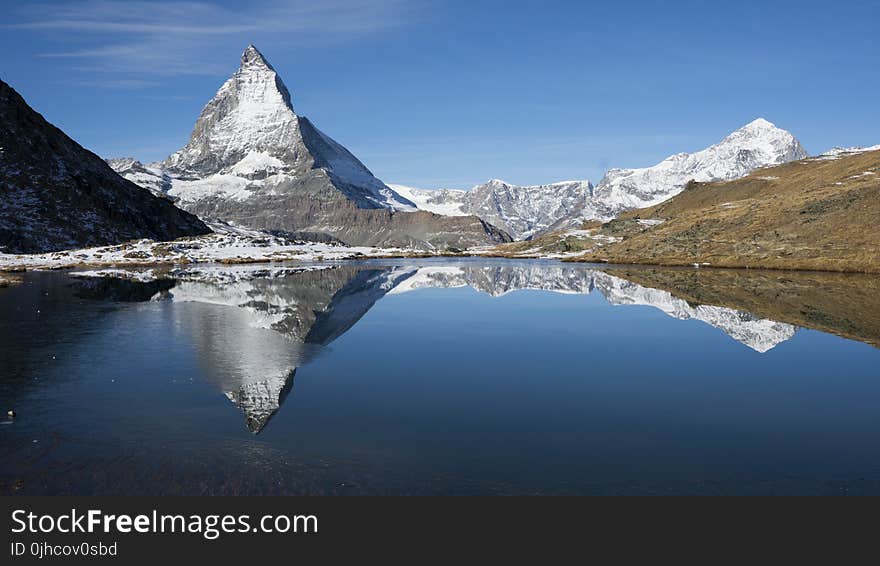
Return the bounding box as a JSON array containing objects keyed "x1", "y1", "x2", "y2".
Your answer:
[{"x1": 2, "y1": 258, "x2": 879, "y2": 495}]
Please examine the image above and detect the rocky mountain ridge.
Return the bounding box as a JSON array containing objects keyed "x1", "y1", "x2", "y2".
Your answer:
[
  {"x1": 392, "y1": 119, "x2": 807, "y2": 239},
  {"x1": 390, "y1": 179, "x2": 594, "y2": 240},
  {"x1": 0, "y1": 79, "x2": 210, "y2": 254}
]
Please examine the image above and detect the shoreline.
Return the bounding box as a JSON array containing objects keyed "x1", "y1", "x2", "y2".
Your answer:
[
  {"x1": 562, "y1": 255, "x2": 880, "y2": 275},
  {"x1": 3, "y1": 248, "x2": 878, "y2": 278}
]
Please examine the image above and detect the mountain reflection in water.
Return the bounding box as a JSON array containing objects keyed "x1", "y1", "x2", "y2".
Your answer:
[
  {"x1": 4, "y1": 259, "x2": 880, "y2": 495},
  {"x1": 61, "y1": 260, "x2": 880, "y2": 434}
]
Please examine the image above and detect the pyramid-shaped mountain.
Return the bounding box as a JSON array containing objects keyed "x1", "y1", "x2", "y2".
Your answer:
[
  {"x1": 115, "y1": 45, "x2": 510, "y2": 249},
  {"x1": 0, "y1": 79, "x2": 210, "y2": 254}
]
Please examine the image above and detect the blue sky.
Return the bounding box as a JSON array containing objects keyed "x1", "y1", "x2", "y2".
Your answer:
[{"x1": 2, "y1": 0, "x2": 878, "y2": 187}]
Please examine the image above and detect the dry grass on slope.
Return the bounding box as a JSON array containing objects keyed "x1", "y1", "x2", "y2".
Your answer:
[
  {"x1": 486, "y1": 222, "x2": 607, "y2": 258},
  {"x1": 575, "y1": 150, "x2": 880, "y2": 273}
]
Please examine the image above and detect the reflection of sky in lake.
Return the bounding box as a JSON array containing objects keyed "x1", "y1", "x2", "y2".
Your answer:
[{"x1": 2, "y1": 260, "x2": 879, "y2": 495}]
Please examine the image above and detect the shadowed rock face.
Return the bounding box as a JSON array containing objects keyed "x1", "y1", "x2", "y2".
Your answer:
[
  {"x1": 0, "y1": 79, "x2": 210, "y2": 254},
  {"x1": 109, "y1": 45, "x2": 511, "y2": 250}
]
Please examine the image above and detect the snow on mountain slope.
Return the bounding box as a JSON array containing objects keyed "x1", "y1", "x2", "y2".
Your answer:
[
  {"x1": 109, "y1": 45, "x2": 510, "y2": 250},
  {"x1": 104, "y1": 158, "x2": 171, "y2": 198},
  {"x1": 387, "y1": 184, "x2": 470, "y2": 217},
  {"x1": 813, "y1": 144, "x2": 880, "y2": 160},
  {"x1": 465, "y1": 179, "x2": 594, "y2": 240},
  {"x1": 159, "y1": 44, "x2": 414, "y2": 211},
  {"x1": 391, "y1": 119, "x2": 806, "y2": 240},
  {"x1": 388, "y1": 179, "x2": 594, "y2": 239},
  {"x1": 590, "y1": 118, "x2": 807, "y2": 215}
]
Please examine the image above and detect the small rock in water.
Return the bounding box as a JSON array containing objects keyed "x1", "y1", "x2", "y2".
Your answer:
[{"x1": 7, "y1": 410, "x2": 15, "y2": 418}]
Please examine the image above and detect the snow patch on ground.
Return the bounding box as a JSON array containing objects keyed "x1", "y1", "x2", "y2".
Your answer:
[
  {"x1": 0, "y1": 232, "x2": 400, "y2": 271},
  {"x1": 813, "y1": 145, "x2": 880, "y2": 160}
]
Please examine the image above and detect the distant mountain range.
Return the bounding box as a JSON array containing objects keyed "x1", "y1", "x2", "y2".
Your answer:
[
  {"x1": 0, "y1": 79, "x2": 209, "y2": 254},
  {"x1": 390, "y1": 180, "x2": 593, "y2": 240},
  {"x1": 392, "y1": 118, "x2": 807, "y2": 240},
  {"x1": 104, "y1": 46, "x2": 809, "y2": 248}
]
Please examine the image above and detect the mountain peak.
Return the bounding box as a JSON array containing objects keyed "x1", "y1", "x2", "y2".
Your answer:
[
  {"x1": 586, "y1": 118, "x2": 808, "y2": 220},
  {"x1": 234, "y1": 44, "x2": 291, "y2": 109},
  {"x1": 163, "y1": 45, "x2": 297, "y2": 174},
  {"x1": 744, "y1": 117, "x2": 775, "y2": 130},
  {"x1": 241, "y1": 44, "x2": 272, "y2": 69},
  {"x1": 729, "y1": 118, "x2": 799, "y2": 143},
  {"x1": 715, "y1": 118, "x2": 800, "y2": 149}
]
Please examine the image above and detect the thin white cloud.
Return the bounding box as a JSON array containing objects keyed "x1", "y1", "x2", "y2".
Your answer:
[
  {"x1": 68, "y1": 78, "x2": 163, "y2": 89},
  {"x1": 11, "y1": 0, "x2": 419, "y2": 78}
]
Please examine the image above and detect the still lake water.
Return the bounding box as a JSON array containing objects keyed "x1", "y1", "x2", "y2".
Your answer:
[{"x1": 2, "y1": 259, "x2": 880, "y2": 495}]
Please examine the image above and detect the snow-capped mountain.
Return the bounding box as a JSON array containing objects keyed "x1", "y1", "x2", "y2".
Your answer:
[
  {"x1": 391, "y1": 119, "x2": 806, "y2": 240},
  {"x1": 390, "y1": 179, "x2": 593, "y2": 240},
  {"x1": 593, "y1": 118, "x2": 807, "y2": 211},
  {"x1": 110, "y1": 45, "x2": 510, "y2": 250},
  {"x1": 388, "y1": 185, "x2": 470, "y2": 217},
  {"x1": 104, "y1": 158, "x2": 172, "y2": 198},
  {"x1": 547, "y1": 118, "x2": 807, "y2": 232},
  {"x1": 0, "y1": 79, "x2": 209, "y2": 254},
  {"x1": 163, "y1": 45, "x2": 414, "y2": 211}
]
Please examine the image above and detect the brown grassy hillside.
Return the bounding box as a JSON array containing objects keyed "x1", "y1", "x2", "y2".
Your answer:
[{"x1": 575, "y1": 149, "x2": 880, "y2": 273}]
